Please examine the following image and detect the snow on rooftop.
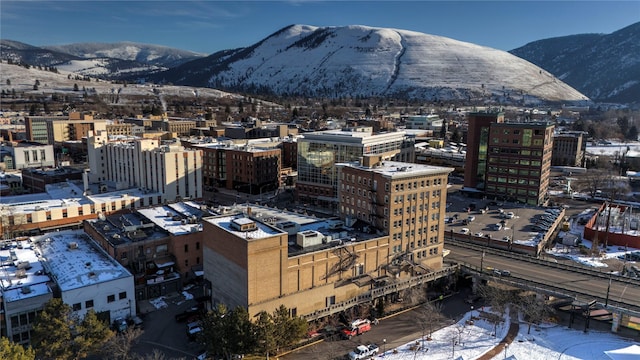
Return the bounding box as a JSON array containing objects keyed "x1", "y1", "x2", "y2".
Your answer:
[
  {"x1": 137, "y1": 206, "x2": 202, "y2": 235},
  {"x1": 205, "y1": 215, "x2": 284, "y2": 240},
  {"x1": 34, "y1": 230, "x2": 131, "y2": 292},
  {"x1": 347, "y1": 160, "x2": 452, "y2": 178},
  {"x1": 0, "y1": 241, "x2": 52, "y2": 302}
]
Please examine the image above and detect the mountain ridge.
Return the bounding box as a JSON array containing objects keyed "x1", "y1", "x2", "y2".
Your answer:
[
  {"x1": 150, "y1": 24, "x2": 586, "y2": 103},
  {"x1": 509, "y1": 22, "x2": 640, "y2": 104}
]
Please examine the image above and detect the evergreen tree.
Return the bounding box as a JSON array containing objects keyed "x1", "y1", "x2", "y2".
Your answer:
[
  {"x1": 31, "y1": 299, "x2": 114, "y2": 360},
  {"x1": 73, "y1": 84, "x2": 79, "y2": 91},
  {"x1": 254, "y1": 311, "x2": 276, "y2": 358},
  {"x1": 0, "y1": 337, "x2": 35, "y2": 360},
  {"x1": 628, "y1": 125, "x2": 639, "y2": 141},
  {"x1": 31, "y1": 299, "x2": 74, "y2": 360}
]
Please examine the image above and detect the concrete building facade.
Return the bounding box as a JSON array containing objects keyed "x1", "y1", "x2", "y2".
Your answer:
[
  {"x1": 88, "y1": 131, "x2": 203, "y2": 202},
  {"x1": 552, "y1": 131, "x2": 587, "y2": 167}
]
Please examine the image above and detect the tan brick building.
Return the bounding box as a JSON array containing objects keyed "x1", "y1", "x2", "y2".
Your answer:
[{"x1": 202, "y1": 158, "x2": 455, "y2": 319}]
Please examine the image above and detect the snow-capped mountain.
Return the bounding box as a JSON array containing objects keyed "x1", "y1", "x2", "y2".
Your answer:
[
  {"x1": 44, "y1": 41, "x2": 207, "y2": 68},
  {"x1": 1, "y1": 39, "x2": 79, "y2": 67},
  {"x1": 151, "y1": 24, "x2": 587, "y2": 103},
  {"x1": 510, "y1": 22, "x2": 640, "y2": 104},
  {"x1": 1, "y1": 39, "x2": 205, "y2": 80}
]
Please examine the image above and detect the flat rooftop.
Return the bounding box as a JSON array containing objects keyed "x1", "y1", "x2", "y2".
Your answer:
[
  {"x1": 34, "y1": 230, "x2": 132, "y2": 292},
  {"x1": 137, "y1": 205, "x2": 203, "y2": 235},
  {"x1": 205, "y1": 214, "x2": 284, "y2": 240},
  {"x1": 206, "y1": 204, "x2": 383, "y2": 256},
  {"x1": 0, "y1": 239, "x2": 52, "y2": 302},
  {"x1": 343, "y1": 160, "x2": 453, "y2": 178}
]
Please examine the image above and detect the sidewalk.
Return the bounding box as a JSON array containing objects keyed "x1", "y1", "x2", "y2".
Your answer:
[{"x1": 477, "y1": 311, "x2": 519, "y2": 360}]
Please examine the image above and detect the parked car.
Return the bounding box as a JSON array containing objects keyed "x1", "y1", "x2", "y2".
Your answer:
[
  {"x1": 467, "y1": 215, "x2": 476, "y2": 222},
  {"x1": 348, "y1": 344, "x2": 379, "y2": 360},
  {"x1": 187, "y1": 321, "x2": 202, "y2": 340},
  {"x1": 112, "y1": 317, "x2": 128, "y2": 333},
  {"x1": 460, "y1": 228, "x2": 470, "y2": 235},
  {"x1": 474, "y1": 232, "x2": 484, "y2": 237},
  {"x1": 175, "y1": 303, "x2": 205, "y2": 322}
]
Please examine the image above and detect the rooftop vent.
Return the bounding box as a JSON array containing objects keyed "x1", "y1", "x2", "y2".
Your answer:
[
  {"x1": 230, "y1": 217, "x2": 258, "y2": 232},
  {"x1": 21, "y1": 285, "x2": 31, "y2": 294},
  {"x1": 68, "y1": 242, "x2": 78, "y2": 249}
]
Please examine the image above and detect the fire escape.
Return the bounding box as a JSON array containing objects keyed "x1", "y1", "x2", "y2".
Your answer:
[{"x1": 323, "y1": 247, "x2": 359, "y2": 280}]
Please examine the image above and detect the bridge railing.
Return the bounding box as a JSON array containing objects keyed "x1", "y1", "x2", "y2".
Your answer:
[{"x1": 446, "y1": 236, "x2": 640, "y2": 287}]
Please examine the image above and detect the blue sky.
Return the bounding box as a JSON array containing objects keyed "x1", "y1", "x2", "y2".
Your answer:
[{"x1": 2, "y1": 1, "x2": 638, "y2": 54}]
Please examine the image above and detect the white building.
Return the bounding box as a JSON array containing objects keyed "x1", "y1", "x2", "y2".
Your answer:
[
  {"x1": 88, "y1": 130, "x2": 203, "y2": 202},
  {"x1": 405, "y1": 114, "x2": 444, "y2": 131},
  {"x1": 0, "y1": 142, "x2": 55, "y2": 170},
  {"x1": 34, "y1": 230, "x2": 136, "y2": 322},
  {"x1": 0, "y1": 238, "x2": 54, "y2": 345}
]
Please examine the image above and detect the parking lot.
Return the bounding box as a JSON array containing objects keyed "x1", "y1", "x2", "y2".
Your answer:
[
  {"x1": 131, "y1": 285, "x2": 208, "y2": 359},
  {"x1": 445, "y1": 190, "x2": 565, "y2": 245}
]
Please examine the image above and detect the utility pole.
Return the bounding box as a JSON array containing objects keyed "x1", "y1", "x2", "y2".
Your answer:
[{"x1": 605, "y1": 273, "x2": 612, "y2": 307}]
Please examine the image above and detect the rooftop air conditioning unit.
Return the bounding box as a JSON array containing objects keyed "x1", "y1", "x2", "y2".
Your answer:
[
  {"x1": 21, "y1": 285, "x2": 31, "y2": 294},
  {"x1": 68, "y1": 242, "x2": 78, "y2": 249}
]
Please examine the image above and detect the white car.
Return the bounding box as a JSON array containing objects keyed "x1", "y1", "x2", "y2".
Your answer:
[
  {"x1": 474, "y1": 232, "x2": 484, "y2": 237},
  {"x1": 460, "y1": 228, "x2": 470, "y2": 235},
  {"x1": 349, "y1": 344, "x2": 379, "y2": 360}
]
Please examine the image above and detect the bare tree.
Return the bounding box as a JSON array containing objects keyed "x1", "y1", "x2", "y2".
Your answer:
[
  {"x1": 102, "y1": 327, "x2": 144, "y2": 360},
  {"x1": 478, "y1": 284, "x2": 515, "y2": 336},
  {"x1": 516, "y1": 292, "x2": 554, "y2": 334},
  {"x1": 417, "y1": 300, "x2": 444, "y2": 341},
  {"x1": 0, "y1": 206, "x2": 27, "y2": 240}
]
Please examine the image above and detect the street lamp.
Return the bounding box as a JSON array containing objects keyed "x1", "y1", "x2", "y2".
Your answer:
[
  {"x1": 504, "y1": 343, "x2": 509, "y2": 359},
  {"x1": 471, "y1": 306, "x2": 474, "y2": 319},
  {"x1": 383, "y1": 339, "x2": 386, "y2": 356}
]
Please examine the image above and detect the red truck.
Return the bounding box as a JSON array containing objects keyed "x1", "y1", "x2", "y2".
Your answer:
[{"x1": 341, "y1": 319, "x2": 372, "y2": 339}]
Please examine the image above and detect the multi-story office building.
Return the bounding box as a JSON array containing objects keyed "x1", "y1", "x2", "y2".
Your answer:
[
  {"x1": 25, "y1": 115, "x2": 66, "y2": 144},
  {"x1": 337, "y1": 157, "x2": 453, "y2": 271},
  {"x1": 26, "y1": 112, "x2": 105, "y2": 145},
  {"x1": 202, "y1": 156, "x2": 454, "y2": 320},
  {"x1": 87, "y1": 131, "x2": 203, "y2": 202},
  {"x1": 404, "y1": 114, "x2": 444, "y2": 131},
  {"x1": 552, "y1": 131, "x2": 587, "y2": 167},
  {"x1": 190, "y1": 141, "x2": 281, "y2": 194},
  {"x1": 464, "y1": 111, "x2": 554, "y2": 205},
  {"x1": 296, "y1": 128, "x2": 415, "y2": 211}
]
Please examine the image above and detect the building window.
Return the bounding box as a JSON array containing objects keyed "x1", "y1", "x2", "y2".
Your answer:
[
  {"x1": 184, "y1": 244, "x2": 189, "y2": 253},
  {"x1": 326, "y1": 296, "x2": 336, "y2": 307},
  {"x1": 85, "y1": 300, "x2": 94, "y2": 308},
  {"x1": 196, "y1": 242, "x2": 200, "y2": 250},
  {"x1": 107, "y1": 295, "x2": 115, "y2": 303},
  {"x1": 72, "y1": 303, "x2": 81, "y2": 311},
  {"x1": 119, "y1": 292, "x2": 127, "y2": 300}
]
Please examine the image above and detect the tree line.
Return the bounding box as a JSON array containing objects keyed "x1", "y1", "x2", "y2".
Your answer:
[{"x1": 0, "y1": 298, "x2": 307, "y2": 360}]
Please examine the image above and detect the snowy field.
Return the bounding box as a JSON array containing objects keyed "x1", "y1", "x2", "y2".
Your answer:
[{"x1": 377, "y1": 309, "x2": 638, "y2": 360}]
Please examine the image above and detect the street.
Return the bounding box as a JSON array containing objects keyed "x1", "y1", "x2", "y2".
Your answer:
[{"x1": 281, "y1": 287, "x2": 479, "y2": 360}]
